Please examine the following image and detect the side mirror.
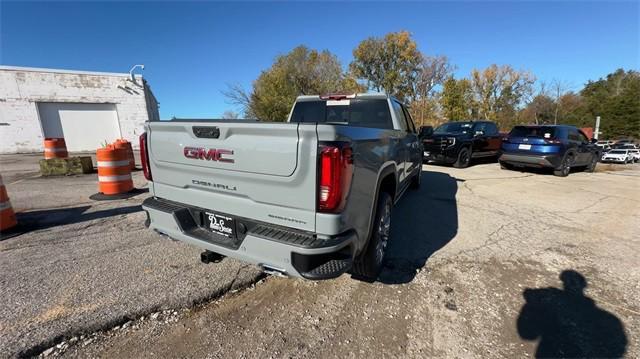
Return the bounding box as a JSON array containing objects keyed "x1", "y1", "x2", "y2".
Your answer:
[
  {"x1": 590, "y1": 138, "x2": 598, "y2": 144},
  {"x1": 419, "y1": 126, "x2": 433, "y2": 138}
]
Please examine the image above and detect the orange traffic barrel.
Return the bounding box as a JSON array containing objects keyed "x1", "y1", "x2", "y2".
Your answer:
[
  {"x1": 0, "y1": 174, "x2": 18, "y2": 232},
  {"x1": 113, "y1": 139, "x2": 136, "y2": 170},
  {"x1": 97, "y1": 145, "x2": 133, "y2": 195},
  {"x1": 44, "y1": 138, "x2": 68, "y2": 159}
]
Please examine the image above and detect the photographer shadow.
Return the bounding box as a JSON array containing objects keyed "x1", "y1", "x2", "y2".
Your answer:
[
  {"x1": 378, "y1": 170, "x2": 459, "y2": 284},
  {"x1": 517, "y1": 270, "x2": 628, "y2": 358}
]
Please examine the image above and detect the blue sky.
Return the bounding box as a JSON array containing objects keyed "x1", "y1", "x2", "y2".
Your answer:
[{"x1": 1, "y1": 1, "x2": 638, "y2": 119}]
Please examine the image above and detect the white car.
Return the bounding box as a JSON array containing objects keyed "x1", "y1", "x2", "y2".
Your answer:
[
  {"x1": 628, "y1": 149, "x2": 640, "y2": 163},
  {"x1": 601, "y1": 149, "x2": 633, "y2": 164}
]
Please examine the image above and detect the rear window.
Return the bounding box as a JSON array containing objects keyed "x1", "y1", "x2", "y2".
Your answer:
[
  {"x1": 510, "y1": 126, "x2": 557, "y2": 139},
  {"x1": 289, "y1": 99, "x2": 393, "y2": 129}
]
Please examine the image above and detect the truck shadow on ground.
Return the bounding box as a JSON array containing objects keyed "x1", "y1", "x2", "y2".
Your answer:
[
  {"x1": 378, "y1": 170, "x2": 459, "y2": 284},
  {"x1": 517, "y1": 270, "x2": 627, "y2": 358},
  {"x1": 424, "y1": 155, "x2": 499, "y2": 169},
  {"x1": 14, "y1": 204, "x2": 143, "y2": 232}
]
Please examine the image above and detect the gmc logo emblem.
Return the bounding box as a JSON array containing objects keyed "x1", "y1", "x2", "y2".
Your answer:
[{"x1": 184, "y1": 147, "x2": 234, "y2": 163}]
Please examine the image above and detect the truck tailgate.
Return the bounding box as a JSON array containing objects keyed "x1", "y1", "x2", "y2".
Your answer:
[{"x1": 147, "y1": 121, "x2": 318, "y2": 232}]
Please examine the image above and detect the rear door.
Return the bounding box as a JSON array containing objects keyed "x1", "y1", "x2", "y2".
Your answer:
[
  {"x1": 574, "y1": 129, "x2": 594, "y2": 165},
  {"x1": 391, "y1": 100, "x2": 411, "y2": 183},
  {"x1": 147, "y1": 121, "x2": 318, "y2": 232},
  {"x1": 400, "y1": 103, "x2": 421, "y2": 176}
]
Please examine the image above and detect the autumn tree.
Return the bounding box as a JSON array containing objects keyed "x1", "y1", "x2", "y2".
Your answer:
[
  {"x1": 470, "y1": 64, "x2": 535, "y2": 129},
  {"x1": 440, "y1": 76, "x2": 473, "y2": 121},
  {"x1": 223, "y1": 46, "x2": 363, "y2": 121},
  {"x1": 350, "y1": 31, "x2": 422, "y2": 102}
]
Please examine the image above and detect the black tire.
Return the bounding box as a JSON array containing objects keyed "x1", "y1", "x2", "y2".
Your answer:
[
  {"x1": 499, "y1": 161, "x2": 512, "y2": 170},
  {"x1": 410, "y1": 169, "x2": 421, "y2": 189},
  {"x1": 453, "y1": 147, "x2": 471, "y2": 168},
  {"x1": 352, "y1": 192, "x2": 393, "y2": 280},
  {"x1": 553, "y1": 154, "x2": 572, "y2": 177},
  {"x1": 585, "y1": 154, "x2": 598, "y2": 173}
]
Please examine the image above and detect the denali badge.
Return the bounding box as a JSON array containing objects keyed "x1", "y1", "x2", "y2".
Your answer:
[
  {"x1": 192, "y1": 180, "x2": 237, "y2": 191},
  {"x1": 184, "y1": 147, "x2": 234, "y2": 163}
]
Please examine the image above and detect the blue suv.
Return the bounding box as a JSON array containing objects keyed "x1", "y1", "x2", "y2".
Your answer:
[{"x1": 500, "y1": 125, "x2": 600, "y2": 177}]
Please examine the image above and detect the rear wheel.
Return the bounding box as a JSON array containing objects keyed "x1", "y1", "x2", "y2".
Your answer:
[
  {"x1": 585, "y1": 154, "x2": 598, "y2": 172},
  {"x1": 453, "y1": 147, "x2": 471, "y2": 168},
  {"x1": 499, "y1": 161, "x2": 512, "y2": 170},
  {"x1": 352, "y1": 192, "x2": 392, "y2": 280},
  {"x1": 553, "y1": 155, "x2": 572, "y2": 177}
]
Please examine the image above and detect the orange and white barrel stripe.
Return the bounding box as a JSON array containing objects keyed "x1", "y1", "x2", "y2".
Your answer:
[
  {"x1": 0, "y1": 174, "x2": 18, "y2": 232},
  {"x1": 97, "y1": 145, "x2": 134, "y2": 195},
  {"x1": 44, "y1": 138, "x2": 68, "y2": 159},
  {"x1": 113, "y1": 139, "x2": 136, "y2": 170}
]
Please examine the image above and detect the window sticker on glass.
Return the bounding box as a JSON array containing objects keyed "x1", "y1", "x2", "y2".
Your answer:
[{"x1": 327, "y1": 100, "x2": 350, "y2": 106}]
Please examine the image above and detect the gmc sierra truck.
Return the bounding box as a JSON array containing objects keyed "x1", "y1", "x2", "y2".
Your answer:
[
  {"x1": 140, "y1": 93, "x2": 422, "y2": 280},
  {"x1": 420, "y1": 120, "x2": 503, "y2": 168}
]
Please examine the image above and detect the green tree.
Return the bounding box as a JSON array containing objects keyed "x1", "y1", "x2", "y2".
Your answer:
[
  {"x1": 440, "y1": 76, "x2": 473, "y2": 120},
  {"x1": 580, "y1": 69, "x2": 640, "y2": 139},
  {"x1": 224, "y1": 46, "x2": 363, "y2": 121},
  {"x1": 350, "y1": 31, "x2": 422, "y2": 101}
]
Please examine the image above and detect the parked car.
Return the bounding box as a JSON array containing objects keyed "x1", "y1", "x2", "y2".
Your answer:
[
  {"x1": 596, "y1": 140, "x2": 613, "y2": 152},
  {"x1": 617, "y1": 144, "x2": 639, "y2": 150},
  {"x1": 140, "y1": 93, "x2": 422, "y2": 281},
  {"x1": 628, "y1": 149, "x2": 640, "y2": 163},
  {"x1": 500, "y1": 125, "x2": 600, "y2": 177},
  {"x1": 601, "y1": 149, "x2": 633, "y2": 164},
  {"x1": 419, "y1": 121, "x2": 502, "y2": 168}
]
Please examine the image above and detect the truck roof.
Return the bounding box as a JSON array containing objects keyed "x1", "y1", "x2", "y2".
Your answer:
[{"x1": 296, "y1": 93, "x2": 392, "y2": 102}]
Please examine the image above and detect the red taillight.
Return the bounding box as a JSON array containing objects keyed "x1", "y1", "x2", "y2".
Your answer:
[
  {"x1": 318, "y1": 144, "x2": 353, "y2": 213},
  {"x1": 139, "y1": 132, "x2": 152, "y2": 181},
  {"x1": 319, "y1": 93, "x2": 356, "y2": 101}
]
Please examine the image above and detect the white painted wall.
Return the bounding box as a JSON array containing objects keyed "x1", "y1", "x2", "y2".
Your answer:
[{"x1": 0, "y1": 66, "x2": 156, "y2": 153}]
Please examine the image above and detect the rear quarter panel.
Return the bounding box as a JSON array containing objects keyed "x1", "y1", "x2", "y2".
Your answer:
[{"x1": 316, "y1": 125, "x2": 400, "y2": 254}]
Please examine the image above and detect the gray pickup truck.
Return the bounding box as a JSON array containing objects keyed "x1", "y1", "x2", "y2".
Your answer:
[{"x1": 140, "y1": 93, "x2": 422, "y2": 280}]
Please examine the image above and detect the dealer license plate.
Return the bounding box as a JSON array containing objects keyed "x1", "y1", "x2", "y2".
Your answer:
[{"x1": 204, "y1": 211, "x2": 236, "y2": 238}]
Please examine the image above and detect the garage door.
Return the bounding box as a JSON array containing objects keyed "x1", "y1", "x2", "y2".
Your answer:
[{"x1": 37, "y1": 103, "x2": 121, "y2": 152}]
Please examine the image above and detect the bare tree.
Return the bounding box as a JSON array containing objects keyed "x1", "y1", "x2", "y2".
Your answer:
[
  {"x1": 412, "y1": 55, "x2": 454, "y2": 124},
  {"x1": 551, "y1": 79, "x2": 571, "y2": 124},
  {"x1": 221, "y1": 83, "x2": 253, "y2": 117},
  {"x1": 414, "y1": 55, "x2": 455, "y2": 99},
  {"x1": 221, "y1": 110, "x2": 239, "y2": 119}
]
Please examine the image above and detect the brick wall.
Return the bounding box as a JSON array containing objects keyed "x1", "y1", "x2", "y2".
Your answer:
[{"x1": 0, "y1": 67, "x2": 155, "y2": 153}]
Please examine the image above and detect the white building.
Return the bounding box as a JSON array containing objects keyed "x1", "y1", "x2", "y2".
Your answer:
[{"x1": 0, "y1": 66, "x2": 159, "y2": 154}]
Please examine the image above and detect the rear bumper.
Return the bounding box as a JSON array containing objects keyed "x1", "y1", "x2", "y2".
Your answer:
[
  {"x1": 499, "y1": 153, "x2": 562, "y2": 168},
  {"x1": 142, "y1": 197, "x2": 355, "y2": 280}
]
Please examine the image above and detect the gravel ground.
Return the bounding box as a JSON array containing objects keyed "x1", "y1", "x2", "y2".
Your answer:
[
  {"x1": 0, "y1": 153, "x2": 263, "y2": 357},
  {"x1": 40, "y1": 161, "x2": 639, "y2": 358}
]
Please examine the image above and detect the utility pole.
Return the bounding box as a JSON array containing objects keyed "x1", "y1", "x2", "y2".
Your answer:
[{"x1": 594, "y1": 116, "x2": 601, "y2": 140}]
